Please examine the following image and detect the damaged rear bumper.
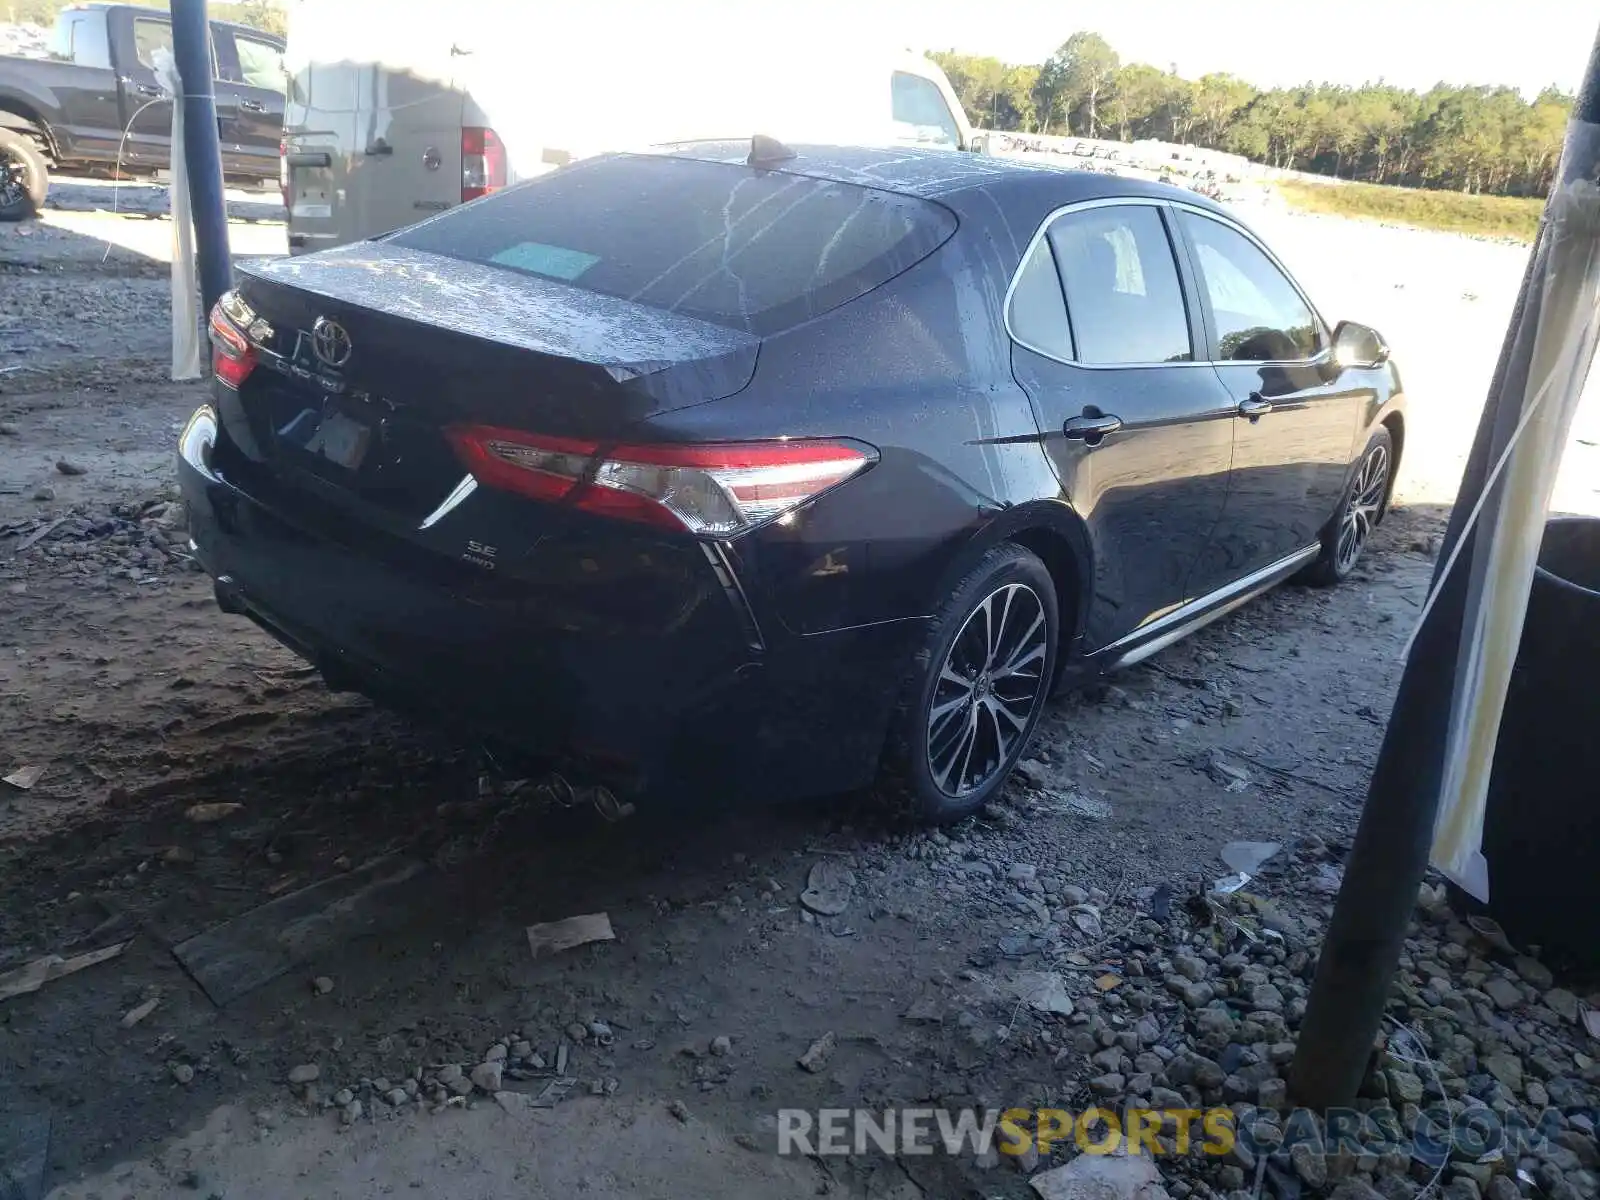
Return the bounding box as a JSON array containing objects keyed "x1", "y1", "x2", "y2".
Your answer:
[{"x1": 177, "y1": 406, "x2": 911, "y2": 804}]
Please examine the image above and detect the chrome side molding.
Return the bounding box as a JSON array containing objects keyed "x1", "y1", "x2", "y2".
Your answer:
[{"x1": 1101, "y1": 543, "x2": 1320, "y2": 670}]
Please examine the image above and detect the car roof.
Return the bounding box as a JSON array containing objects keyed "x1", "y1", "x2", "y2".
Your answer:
[{"x1": 658, "y1": 141, "x2": 1222, "y2": 213}]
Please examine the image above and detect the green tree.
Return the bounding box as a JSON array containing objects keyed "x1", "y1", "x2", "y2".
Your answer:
[
  {"x1": 944, "y1": 27, "x2": 1573, "y2": 199},
  {"x1": 7, "y1": 0, "x2": 286, "y2": 35},
  {"x1": 1106, "y1": 63, "x2": 1167, "y2": 142},
  {"x1": 1039, "y1": 32, "x2": 1119, "y2": 138},
  {"x1": 1155, "y1": 73, "x2": 1199, "y2": 144},
  {"x1": 1031, "y1": 49, "x2": 1068, "y2": 134},
  {"x1": 930, "y1": 51, "x2": 1012, "y2": 129},
  {"x1": 929, "y1": 52, "x2": 1040, "y2": 131},
  {"x1": 1001, "y1": 65, "x2": 1041, "y2": 132},
  {"x1": 1191, "y1": 73, "x2": 1255, "y2": 147},
  {"x1": 216, "y1": 0, "x2": 287, "y2": 36}
]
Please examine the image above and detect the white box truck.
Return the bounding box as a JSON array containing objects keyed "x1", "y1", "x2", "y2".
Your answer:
[{"x1": 280, "y1": 0, "x2": 977, "y2": 254}]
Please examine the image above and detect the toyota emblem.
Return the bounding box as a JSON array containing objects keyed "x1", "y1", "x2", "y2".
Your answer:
[{"x1": 311, "y1": 316, "x2": 353, "y2": 368}]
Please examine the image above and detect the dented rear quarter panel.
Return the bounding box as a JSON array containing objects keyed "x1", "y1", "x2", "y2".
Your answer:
[{"x1": 639, "y1": 174, "x2": 1080, "y2": 640}]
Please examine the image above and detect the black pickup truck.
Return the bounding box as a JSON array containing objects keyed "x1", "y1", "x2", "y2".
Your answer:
[{"x1": 0, "y1": 3, "x2": 285, "y2": 219}]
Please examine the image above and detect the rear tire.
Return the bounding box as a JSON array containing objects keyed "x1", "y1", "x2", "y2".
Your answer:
[
  {"x1": 0, "y1": 129, "x2": 48, "y2": 221},
  {"x1": 1304, "y1": 426, "x2": 1393, "y2": 586},
  {"x1": 880, "y1": 543, "x2": 1058, "y2": 824}
]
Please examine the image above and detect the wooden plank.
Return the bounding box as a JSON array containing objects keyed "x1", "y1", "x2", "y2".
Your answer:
[
  {"x1": 9, "y1": 517, "x2": 67, "y2": 557},
  {"x1": 525, "y1": 913, "x2": 615, "y2": 959},
  {"x1": 0, "y1": 942, "x2": 128, "y2": 1003},
  {"x1": 173, "y1": 856, "x2": 426, "y2": 1007},
  {"x1": 0, "y1": 1109, "x2": 49, "y2": 1200}
]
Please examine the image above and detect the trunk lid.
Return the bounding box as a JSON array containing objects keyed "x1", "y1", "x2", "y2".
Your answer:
[{"x1": 223, "y1": 242, "x2": 757, "y2": 523}]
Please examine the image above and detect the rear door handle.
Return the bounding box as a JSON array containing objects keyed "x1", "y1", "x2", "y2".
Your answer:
[
  {"x1": 239, "y1": 98, "x2": 266, "y2": 113},
  {"x1": 1062, "y1": 412, "x2": 1123, "y2": 440},
  {"x1": 135, "y1": 83, "x2": 163, "y2": 97},
  {"x1": 1238, "y1": 395, "x2": 1273, "y2": 419}
]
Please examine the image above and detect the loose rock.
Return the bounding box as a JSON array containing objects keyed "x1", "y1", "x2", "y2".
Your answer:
[
  {"x1": 1547, "y1": 989, "x2": 1580, "y2": 1024},
  {"x1": 1514, "y1": 956, "x2": 1554, "y2": 990},
  {"x1": 1482, "y1": 975, "x2": 1523, "y2": 1011},
  {"x1": 494, "y1": 1090, "x2": 530, "y2": 1113},
  {"x1": 1029, "y1": 1151, "x2": 1173, "y2": 1200},
  {"x1": 1015, "y1": 971, "x2": 1075, "y2": 1017},
  {"x1": 798, "y1": 1032, "x2": 835, "y2": 1073},
  {"x1": 184, "y1": 802, "x2": 243, "y2": 824},
  {"x1": 1482, "y1": 1052, "x2": 1523, "y2": 1094},
  {"x1": 1386, "y1": 1069, "x2": 1425, "y2": 1105},
  {"x1": 800, "y1": 860, "x2": 856, "y2": 916}
]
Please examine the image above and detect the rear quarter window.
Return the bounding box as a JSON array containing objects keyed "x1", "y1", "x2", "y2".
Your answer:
[{"x1": 387, "y1": 154, "x2": 957, "y2": 337}]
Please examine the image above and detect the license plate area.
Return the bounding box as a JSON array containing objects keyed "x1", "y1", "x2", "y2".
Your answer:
[
  {"x1": 277, "y1": 403, "x2": 371, "y2": 472},
  {"x1": 304, "y1": 410, "x2": 371, "y2": 470},
  {"x1": 257, "y1": 382, "x2": 465, "y2": 521}
]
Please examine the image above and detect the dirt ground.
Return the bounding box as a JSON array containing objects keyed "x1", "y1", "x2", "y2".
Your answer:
[{"x1": 1, "y1": 184, "x2": 1596, "y2": 1200}]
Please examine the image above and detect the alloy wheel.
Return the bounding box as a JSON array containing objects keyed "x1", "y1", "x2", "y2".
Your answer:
[
  {"x1": 925, "y1": 581, "x2": 1049, "y2": 798},
  {"x1": 0, "y1": 148, "x2": 27, "y2": 211},
  {"x1": 1336, "y1": 443, "x2": 1389, "y2": 574}
]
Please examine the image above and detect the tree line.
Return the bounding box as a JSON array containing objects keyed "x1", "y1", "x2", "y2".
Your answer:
[
  {"x1": 6, "y1": 0, "x2": 286, "y2": 37},
  {"x1": 932, "y1": 32, "x2": 1571, "y2": 198}
]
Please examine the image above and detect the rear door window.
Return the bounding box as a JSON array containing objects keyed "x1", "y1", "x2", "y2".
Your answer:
[
  {"x1": 389, "y1": 153, "x2": 957, "y2": 336},
  {"x1": 223, "y1": 33, "x2": 285, "y2": 90},
  {"x1": 1047, "y1": 205, "x2": 1192, "y2": 365}
]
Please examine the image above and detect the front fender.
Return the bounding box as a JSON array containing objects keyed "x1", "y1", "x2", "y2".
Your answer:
[{"x1": 0, "y1": 83, "x2": 60, "y2": 154}]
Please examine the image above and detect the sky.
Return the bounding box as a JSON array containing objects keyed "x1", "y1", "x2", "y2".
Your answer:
[
  {"x1": 291, "y1": 1, "x2": 1591, "y2": 100},
  {"x1": 855, "y1": 0, "x2": 1590, "y2": 97}
]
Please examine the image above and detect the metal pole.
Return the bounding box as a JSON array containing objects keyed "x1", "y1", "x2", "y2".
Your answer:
[
  {"x1": 1291, "y1": 27, "x2": 1600, "y2": 1110},
  {"x1": 170, "y1": 0, "x2": 231, "y2": 315}
]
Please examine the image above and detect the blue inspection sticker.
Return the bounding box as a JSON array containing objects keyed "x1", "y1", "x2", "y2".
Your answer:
[{"x1": 488, "y1": 242, "x2": 600, "y2": 280}]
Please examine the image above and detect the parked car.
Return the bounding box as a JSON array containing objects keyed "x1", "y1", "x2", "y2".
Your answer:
[
  {"x1": 0, "y1": 2, "x2": 284, "y2": 219},
  {"x1": 280, "y1": 0, "x2": 974, "y2": 254},
  {"x1": 179, "y1": 143, "x2": 1403, "y2": 822}
]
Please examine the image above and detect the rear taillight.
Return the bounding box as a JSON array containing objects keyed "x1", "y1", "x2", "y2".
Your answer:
[
  {"x1": 208, "y1": 296, "x2": 256, "y2": 389},
  {"x1": 461, "y1": 126, "x2": 507, "y2": 202},
  {"x1": 445, "y1": 427, "x2": 875, "y2": 536},
  {"x1": 278, "y1": 137, "x2": 289, "y2": 209},
  {"x1": 446, "y1": 426, "x2": 596, "y2": 503}
]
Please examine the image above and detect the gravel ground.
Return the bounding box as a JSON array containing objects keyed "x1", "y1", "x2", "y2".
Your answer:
[{"x1": 0, "y1": 193, "x2": 1596, "y2": 1200}]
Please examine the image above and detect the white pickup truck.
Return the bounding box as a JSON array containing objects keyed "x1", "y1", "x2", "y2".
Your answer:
[{"x1": 279, "y1": 0, "x2": 977, "y2": 254}]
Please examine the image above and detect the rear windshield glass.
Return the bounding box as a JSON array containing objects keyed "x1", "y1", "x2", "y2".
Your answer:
[{"x1": 387, "y1": 154, "x2": 957, "y2": 336}]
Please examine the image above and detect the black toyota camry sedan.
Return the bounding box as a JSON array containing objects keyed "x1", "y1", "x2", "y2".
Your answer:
[{"x1": 180, "y1": 141, "x2": 1403, "y2": 822}]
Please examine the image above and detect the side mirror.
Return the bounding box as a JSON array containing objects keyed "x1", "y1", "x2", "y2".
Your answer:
[{"x1": 1331, "y1": 320, "x2": 1389, "y2": 370}]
